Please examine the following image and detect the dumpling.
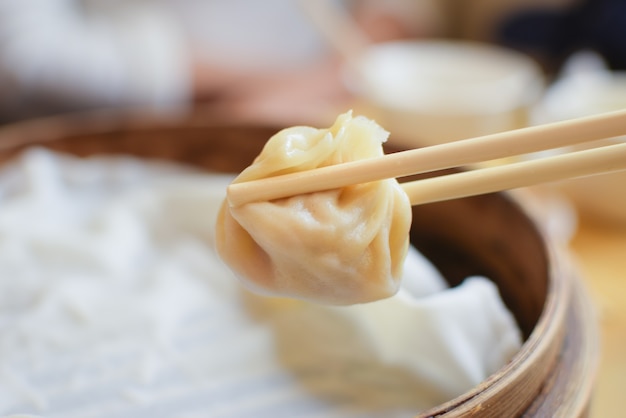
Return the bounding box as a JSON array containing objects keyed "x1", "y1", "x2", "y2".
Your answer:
[{"x1": 216, "y1": 112, "x2": 412, "y2": 305}]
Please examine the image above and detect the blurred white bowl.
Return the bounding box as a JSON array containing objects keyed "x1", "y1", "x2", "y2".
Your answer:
[
  {"x1": 532, "y1": 54, "x2": 626, "y2": 226},
  {"x1": 345, "y1": 40, "x2": 544, "y2": 147}
]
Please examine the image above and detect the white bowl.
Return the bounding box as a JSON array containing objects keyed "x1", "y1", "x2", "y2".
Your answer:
[
  {"x1": 532, "y1": 66, "x2": 626, "y2": 226},
  {"x1": 345, "y1": 40, "x2": 544, "y2": 147}
]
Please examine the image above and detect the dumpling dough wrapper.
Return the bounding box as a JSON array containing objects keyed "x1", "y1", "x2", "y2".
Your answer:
[{"x1": 217, "y1": 112, "x2": 412, "y2": 305}]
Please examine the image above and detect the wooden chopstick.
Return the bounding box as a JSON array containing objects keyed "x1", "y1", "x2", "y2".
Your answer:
[
  {"x1": 403, "y1": 141, "x2": 626, "y2": 205},
  {"x1": 297, "y1": 0, "x2": 369, "y2": 69},
  {"x1": 227, "y1": 109, "x2": 626, "y2": 207}
]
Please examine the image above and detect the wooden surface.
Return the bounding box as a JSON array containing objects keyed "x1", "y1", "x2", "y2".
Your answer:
[{"x1": 569, "y1": 217, "x2": 626, "y2": 418}]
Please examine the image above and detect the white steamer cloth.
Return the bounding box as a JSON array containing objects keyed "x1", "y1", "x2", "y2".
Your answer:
[{"x1": 0, "y1": 149, "x2": 521, "y2": 417}]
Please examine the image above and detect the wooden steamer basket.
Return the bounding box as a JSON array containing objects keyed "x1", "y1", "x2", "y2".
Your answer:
[{"x1": 0, "y1": 111, "x2": 599, "y2": 417}]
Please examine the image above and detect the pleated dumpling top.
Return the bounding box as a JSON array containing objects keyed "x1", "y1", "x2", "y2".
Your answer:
[{"x1": 216, "y1": 112, "x2": 412, "y2": 305}]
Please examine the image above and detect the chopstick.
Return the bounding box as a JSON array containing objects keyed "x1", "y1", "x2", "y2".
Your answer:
[
  {"x1": 227, "y1": 109, "x2": 626, "y2": 207},
  {"x1": 403, "y1": 141, "x2": 626, "y2": 205},
  {"x1": 297, "y1": 0, "x2": 369, "y2": 69}
]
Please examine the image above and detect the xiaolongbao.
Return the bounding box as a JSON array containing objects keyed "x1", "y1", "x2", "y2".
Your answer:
[{"x1": 216, "y1": 112, "x2": 412, "y2": 305}]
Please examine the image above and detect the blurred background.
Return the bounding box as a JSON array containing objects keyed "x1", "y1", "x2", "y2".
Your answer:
[{"x1": 0, "y1": 0, "x2": 625, "y2": 416}]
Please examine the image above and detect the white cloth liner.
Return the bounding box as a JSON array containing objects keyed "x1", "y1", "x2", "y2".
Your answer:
[{"x1": 0, "y1": 149, "x2": 521, "y2": 417}]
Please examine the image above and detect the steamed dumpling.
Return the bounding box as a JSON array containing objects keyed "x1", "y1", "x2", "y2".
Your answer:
[{"x1": 216, "y1": 112, "x2": 412, "y2": 305}]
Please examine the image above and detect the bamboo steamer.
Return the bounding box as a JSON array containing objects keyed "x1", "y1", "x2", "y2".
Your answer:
[{"x1": 0, "y1": 110, "x2": 599, "y2": 417}]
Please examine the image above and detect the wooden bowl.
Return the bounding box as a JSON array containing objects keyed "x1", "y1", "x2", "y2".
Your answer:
[{"x1": 0, "y1": 111, "x2": 599, "y2": 417}]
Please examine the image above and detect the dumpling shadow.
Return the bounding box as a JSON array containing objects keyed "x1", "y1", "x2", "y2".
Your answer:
[{"x1": 239, "y1": 289, "x2": 450, "y2": 415}]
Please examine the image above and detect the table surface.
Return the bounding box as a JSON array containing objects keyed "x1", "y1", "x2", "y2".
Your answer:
[{"x1": 569, "y1": 216, "x2": 626, "y2": 418}]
